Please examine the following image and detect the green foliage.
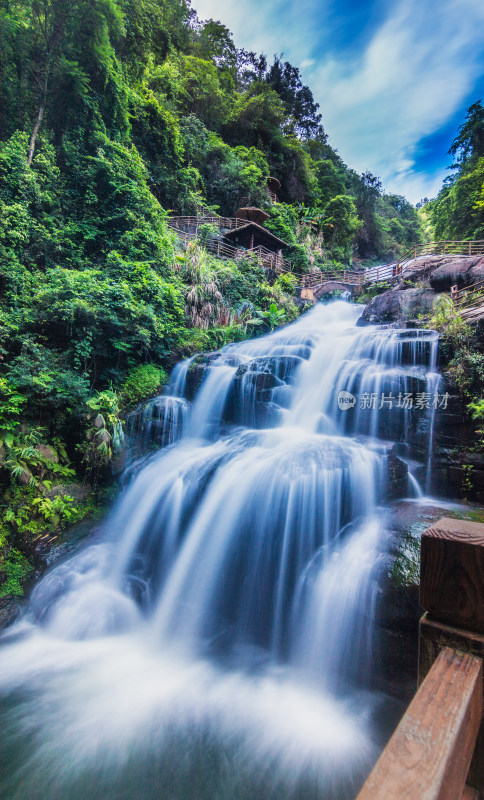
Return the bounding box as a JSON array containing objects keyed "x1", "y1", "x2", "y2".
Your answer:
[
  {"x1": 256, "y1": 303, "x2": 288, "y2": 331},
  {"x1": 0, "y1": 550, "x2": 33, "y2": 598},
  {"x1": 429, "y1": 295, "x2": 472, "y2": 350},
  {"x1": 274, "y1": 272, "x2": 298, "y2": 293},
  {"x1": 429, "y1": 102, "x2": 484, "y2": 239},
  {"x1": 82, "y1": 390, "x2": 124, "y2": 477},
  {"x1": 470, "y1": 399, "x2": 484, "y2": 420},
  {"x1": 462, "y1": 464, "x2": 475, "y2": 500},
  {"x1": 323, "y1": 194, "x2": 362, "y2": 258},
  {"x1": 120, "y1": 364, "x2": 168, "y2": 407}
]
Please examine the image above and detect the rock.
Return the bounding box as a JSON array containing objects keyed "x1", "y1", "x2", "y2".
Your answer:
[
  {"x1": 429, "y1": 256, "x2": 483, "y2": 292},
  {"x1": 357, "y1": 288, "x2": 436, "y2": 326},
  {"x1": 468, "y1": 258, "x2": 484, "y2": 284},
  {"x1": 44, "y1": 482, "x2": 91, "y2": 501},
  {"x1": 404, "y1": 255, "x2": 449, "y2": 280},
  {"x1": 0, "y1": 596, "x2": 21, "y2": 628},
  {"x1": 235, "y1": 356, "x2": 302, "y2": 383},
  {"x1": 429, "y1": 375, "x2": 484, "y2": 503},
  {"x1": 226, "y1": 356, "x2": 301, "y2": 426},
  {"x1": 36, "y1": 444, "x2": 59, "y2": 463},
  {"x1": 387, "y1": 448, "x2": 409, "y2": 498},
  {"x1": 185, "y1": 354, "x2": 212, "y2": 399}
]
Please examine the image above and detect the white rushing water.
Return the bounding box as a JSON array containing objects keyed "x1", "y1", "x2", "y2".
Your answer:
[{"x1": 0, "y1": 302, "x2": 439, "y2": 800}]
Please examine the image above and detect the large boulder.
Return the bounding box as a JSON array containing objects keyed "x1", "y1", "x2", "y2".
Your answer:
[
  {"x1": 357, "y1": 288, "x2": 436, "y2": 326},
  {"x1": 429, "y1": 256, "x2": 483, "y2": 292},
  {"x1": 403, "y1": 255, "x2": 449, "y2": 282},
  {"x1": 468, "y1": 258, "x2": 484, "y2": 284}
]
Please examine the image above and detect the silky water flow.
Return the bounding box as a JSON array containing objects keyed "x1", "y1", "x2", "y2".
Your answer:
[{"x1": 0, "y1": 301, "x2": 439, "y2": 800}]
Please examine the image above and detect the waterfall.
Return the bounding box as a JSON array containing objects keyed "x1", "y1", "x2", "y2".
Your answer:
[{"x1": 0, "y1": 301, "x2": 439, "y2": 800}]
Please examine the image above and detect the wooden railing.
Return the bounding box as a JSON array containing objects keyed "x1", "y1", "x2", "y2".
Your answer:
[
  {"x1": 168, "y1": 220, "x2": 484, "y2": 297},
  {"x1": 169, "y1": 226, "x2": 293, "y2": 271},
  {"x1": 300, "y1": 270, "x2": 364, "y2": 288},
  {"x1": 450, "y1": 279, "x2": 484, "y2": 323},
  {"x1": 168, "y1": 215, "x2": 247, "y2": 232},
  {"x1": 357, "y1": 518, "x2": 484, "y2": 799}
]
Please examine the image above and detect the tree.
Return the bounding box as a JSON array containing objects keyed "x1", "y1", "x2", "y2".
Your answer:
[{"x1": 449, "y1": 101, "x2": 484, "y2": 169}]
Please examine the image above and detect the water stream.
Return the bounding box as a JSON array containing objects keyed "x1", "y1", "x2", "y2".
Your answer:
[{"x1": 0, "y1": 302, "x2": 439, "y2": 800}]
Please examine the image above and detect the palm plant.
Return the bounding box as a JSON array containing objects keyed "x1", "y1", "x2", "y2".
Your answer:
[{"x1": 176, "y1": 243, "x2": 226, "y2": 329}]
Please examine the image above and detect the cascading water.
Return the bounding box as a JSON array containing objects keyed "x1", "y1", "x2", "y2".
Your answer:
[{"x1": 0, "y1": 301, "x2": 439, "y2": 800}]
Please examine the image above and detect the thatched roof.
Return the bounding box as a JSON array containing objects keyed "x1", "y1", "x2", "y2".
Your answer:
[
  {"x1": 267, "y1": 176, "x2": 281, "y2": 192},
  {"x1": 235, "y1": 207, "x2": 270, "y2": 225}
]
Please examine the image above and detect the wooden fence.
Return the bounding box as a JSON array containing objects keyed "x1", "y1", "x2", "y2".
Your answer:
[
  {"x1": 357, "y1": 518, "x2": 484, "y2": 799},
  {"x1": 450, "y1": 279, "x2": 484, "y2": 324},
  {"x1": 168, "y1": 219, "x2": 484, "y2": 296}
]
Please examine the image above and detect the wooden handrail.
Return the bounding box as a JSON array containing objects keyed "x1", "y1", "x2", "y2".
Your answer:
[
  {"x1": 356, "y1": 647, "x2": 483, "y2": 800},
  {"x1": 357, "y1": 518, "x2": 484, "y2": 799}
]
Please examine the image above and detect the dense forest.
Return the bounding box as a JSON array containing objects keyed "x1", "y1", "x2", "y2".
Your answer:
[{"x1": 0, "y1": 0, "x2": 447, "y2": 596}]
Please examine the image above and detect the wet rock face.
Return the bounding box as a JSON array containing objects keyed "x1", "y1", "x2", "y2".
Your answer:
[
  {"x1": 126, "y1": 396, "x2": 190, "y2": 450},
  {"x1": 185, "y1": 354, "x2": 213, "y2": 399},
  {"x1": 430, "y1": 377, "x2": 484, "y2": 503},
  {"x1": 225, "y1": 355, "x2": 303, "y2": 427},
  {"x1": 357, "y1": 288, "x2": 436, "y2": 326},
  {"x1": 185, "y1": 353, "x2": 243, "y2": 400},
  {"x1": 0, "y1": 597, "x2": 20, "y2": 628},
  {"x1": 387, "y1": 449, "x2": 409, "y2": 499}
]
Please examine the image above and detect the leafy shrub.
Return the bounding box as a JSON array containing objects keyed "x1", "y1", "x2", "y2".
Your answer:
[
  {"x1": 81, "y1": 390, "x2": 124, "y2": 481},
  {"x1": 0, "y1": 549, "x2": 33, "y2": 598},
  {"x1": 274, "y1": 272, "x2": 297, "y2": 293},
  {"x1": 120, "y1": 364, "x2": 168, "y2": 407}
]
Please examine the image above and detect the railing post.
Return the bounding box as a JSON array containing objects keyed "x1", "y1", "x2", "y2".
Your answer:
[
  {"x1": 443, "y1": 241, "x2": 446, "y2": 255},
  {"x1": 470, "y1": 241, "x2": 473, "y2": 256},
  {"x1": 414, "y1": 244, "x2": 417, "y2": 258},
  {"x1": 419, "y1": 517, "x2": 484, "y2": 792}
]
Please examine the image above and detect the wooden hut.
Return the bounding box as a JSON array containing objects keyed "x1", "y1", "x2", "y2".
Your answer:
[{"x1": 223, "y1": 221, "x2": 288, "y2": 253}]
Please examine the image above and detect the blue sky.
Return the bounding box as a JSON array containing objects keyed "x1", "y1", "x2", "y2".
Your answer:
[{"x1": 193, "y1": 0, "x2": 484, "y2": 204}]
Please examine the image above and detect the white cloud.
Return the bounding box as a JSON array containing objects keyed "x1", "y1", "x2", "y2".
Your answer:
[
  {"x1": 310, "y1": 0, "x2": 484, "y2": 200},
  {"x1": 193, "y1": 0, "x2": 319, "y2": 63},
  {"x1": 193, "y1": 0, "x2": 484, "y2": 202}
]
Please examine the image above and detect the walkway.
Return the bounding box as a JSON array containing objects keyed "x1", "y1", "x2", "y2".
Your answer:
[{"x1": 168, "y1": 218, "x2": 484, "y2": 317}]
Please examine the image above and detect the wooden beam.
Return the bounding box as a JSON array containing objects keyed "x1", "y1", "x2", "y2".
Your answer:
[
  {"x1": 420, "y1": 518, "x2": 484, "y2": 634},
  {"x1": 356, "y1": 647, "x2": 482, "y2": 800}
]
